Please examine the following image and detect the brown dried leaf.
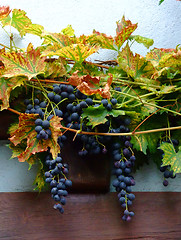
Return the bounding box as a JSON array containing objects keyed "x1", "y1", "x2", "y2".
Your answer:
[
  {"x1": 9, "y1": 114, "x2": 63, "y2": 162},
  {"x1": 67, "y1": 71, "x2": 112, "y2": 98}
]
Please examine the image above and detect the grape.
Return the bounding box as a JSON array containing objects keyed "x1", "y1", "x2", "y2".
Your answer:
[
  {"x1": 48, "y1": 92, "x2": 54, "y2": 100},
  {"x1": 24, "y1": 99, "x2": 30, "y2": 105},
  {"x1": 101, "y1": 99, "x2": 108, "y2": 107},
  {"x1": 111, "y1": 98, "x2": 117, "y2": 105},
  {"x1": 35, "y1": 125, "x2": 43, "y2": 133},
  {"x1": 54, "y1": 94, "x2": 61, "y2": 103},
  {"x1": 85, "y1": 98, "x2": 93, "y2": 105},
  {"x1": 71, "y1": 112, "x2": 79, "y2": 122},
  {"x1": 67, "y1": 85, "x2": 74, "y2": 93},
  {"x1": 61, "y1": 92, "x2": 69, "y2": 99},
  {"x1": 163, "y1": 179, "x2": 169, "y2": 186},
  {"x1": 42, "y1": 120, "x2": 50, "y2": 129},
  {"x1": 80, "y1": 101, "x2": 87, "y2": 108},
  {"x1": 68, "y1": 93, "x2": 75, "y2": 101},
  {"x1": 34, "y1": 98, "x2": 40, "y2": 105},
  {"x1": 106, "y1": 103, "x2": 112, "y2": 111},
  {"x1": 115, "y1": 87, "x2": 121, "y2": 92},
  {"x1": 27, "y1": 104, "x2": 33, "y2": 110},
  {"x1": 35, "y1": 118, "x2": 43, "y2": 126},
  {"x1": 53, "y1": 85, "x2": 60, "y2": 93},
  {"x1": 39, "y1": 101, "x2": 47, "y2": 108}
]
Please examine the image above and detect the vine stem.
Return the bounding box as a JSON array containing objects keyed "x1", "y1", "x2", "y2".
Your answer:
[
  {"x1": 7, "y1": 107, "x2": 21, "y2": 115},
  {"x1": 0, "y1": 43, "x2": 11, "y2": 50},
  {"x1": 6, "y1": 108, "x2": 181, "y2": 136},
  {"x1": 60, "y1": 125, "x2": 181, "y2": 137},
  {"x1": 30, "y1": 78, "x2": 70, "y2": 85}
]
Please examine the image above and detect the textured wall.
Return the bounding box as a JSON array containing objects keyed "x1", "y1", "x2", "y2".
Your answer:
[
  {"x1": 0, "y1": 0, "x2": 181, "y2": 56},
  {"x1": 0, "y1": 1, "x2": 180, "y2": 192},
  {"x1": 1, "y1": 141, "x2": 181, "y2": 192}
]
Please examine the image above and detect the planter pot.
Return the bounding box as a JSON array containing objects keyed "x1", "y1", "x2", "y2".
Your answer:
[
  {"x1": 0, "y1": 110, "x2": 16, "y2": 140},
  {"x1": 61, "y1": 132, "x2": 111, "y2": 193}
]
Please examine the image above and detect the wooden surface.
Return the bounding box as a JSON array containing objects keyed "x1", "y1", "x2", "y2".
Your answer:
[{"x1": 0, "y1": 192, "x2": 181, "y2": 240}]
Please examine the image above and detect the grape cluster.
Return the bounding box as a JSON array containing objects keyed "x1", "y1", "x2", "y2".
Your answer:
[
  {"x1": 24, "y1": 85, "x2": 137, "y2": 220},
  {"x1": 159, "y1": 139, "x2": 179, "y2": 186},
  {"x1": 24, "y1": 98, "x2": 52, "y2": 140},
  {"x1": 45, "y1": 154, "x2": 72, "y2": 213},
  {"x1": 111, "y1": 118, "x2": 136, "y2": 221}
]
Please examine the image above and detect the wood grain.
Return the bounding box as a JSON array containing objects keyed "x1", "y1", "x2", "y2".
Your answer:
[{"x1": 0, "y1": 192, "x2": 181, "y2": 240}]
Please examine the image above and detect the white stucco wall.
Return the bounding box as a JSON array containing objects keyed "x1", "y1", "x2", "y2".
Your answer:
[
  {"x1": 0, "y1": 0, "x2": 181, "y2": 56},
  {"x1": 0, "y1": 1, "x2": 180, "y2": 192}
]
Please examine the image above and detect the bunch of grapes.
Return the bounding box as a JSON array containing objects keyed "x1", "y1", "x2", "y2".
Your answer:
[
  {"x1": 44, "y1": 154, "x2": 72, "y2": 213},
  {"x1": 111, "y1": 118, "x2": 136, "y2": 221}
]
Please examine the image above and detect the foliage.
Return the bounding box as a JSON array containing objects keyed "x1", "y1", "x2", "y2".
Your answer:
[{"x1": 0, "y1": 5, "x2": 180, "y2": 192}]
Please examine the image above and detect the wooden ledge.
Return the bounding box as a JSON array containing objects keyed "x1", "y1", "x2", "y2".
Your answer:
[{"x1": 0, "y1": 192, "x2": 181, "y2": 239}]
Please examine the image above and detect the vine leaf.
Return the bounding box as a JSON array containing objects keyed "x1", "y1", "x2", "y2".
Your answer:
[
  {"x1": 146, "y1": 48, "x2": 176, "y2": 67},
  {"x1": 89, "y1": 31, "x2": 116, "y2": 50},
  {"x1": 130, "y1": 115, "x2": 166, "y2": 154},
  {"x1": 24, "y1": 23, "x2": 45, "y2": 37},
  {"x1": 82, "y1": 105, "x2": 126, "y2": 127},
  {"x1": 61, "y1": 25, "x2": 75, "y2": 36},
  {"x1": 0, "y1": 6, "x2": 11, "y2": 20},
  {"x1": 44, "y1": 58, "x2": 66, "y2": 78},
  {"x1": 52, "y1": 44, "x2": 99, "y2": 63},
  {"x1": 42, "y1": 32, "x2": 76, "y2": 46},
  {"x1": 0, "y1": 44, "x2": 46, "y2": 80},
  {"x1": 9, "y1": 114, "x2": 62, "y2": 162},
  {"x1": 1, "y1": 9, "x2": 32, "y2": 37},
  {"x1": 146, "y1": 48, "x2": 181, "y2": 78},
  {"x1": 67, "y1": 71, "x2": 112, "y2": 98},
  {"x1": 0, "y1": 76, "x2": 25, "y2": 110},
  {"x1": 33, "y1": 160, "x2": 45, "y2": 192},
  {"x1": 115, "y1": 16, "x2": 137, "y2": 49},
  {"x1": 118, "y1": 44, "x2": 155, "y2": 79},
  {"x1": 159, "y1": 142, "x2": 181, "y2": 174},
  {"x1": 129, "y1": 35, "x2": 154, "y2": 49}
]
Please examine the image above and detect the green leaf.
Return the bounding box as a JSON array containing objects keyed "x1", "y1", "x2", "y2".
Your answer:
[
  {"x1": 159, "y1": 142, "x2": 181, "y2": 174},
  {"x1": 130, "y1": 114, "x2": 167, "y2": 154},
  {"x1": 33, "y1": 159, "x2": 45, "y2": 192},
  {"x1": 129, "y1": 35, "x2": 154, "y2": 49},
  {"x1": 61, "y1": 25, "x2": 75, "y2": 36},
  {"x1": 24, "y1": 23, "x2": 45, "y2": 37},
  {"x1": 159, "y1": 0, "x2": 165, "y2": 5},
  {"x1": 50, "y1": 44, "x2": 99, "y2": 63},
  {"x1": 146, "y1": 48, "x2": 176, "y2": 67},
  {"x1": 82, "y1": 105, "x2": 126, "y2": 127},
  {"x1": 88, "y1": 31, "x2": 116, "y2": 50},
  {"x1": 2, "y1": 9, "x2": 32, "y2": 37},
  {"x1": 118, "y1": 44, "x2": 155, "y2": 79},
  {"x1": 42, "y1": 32, "x2": 76, "y2": 46}
]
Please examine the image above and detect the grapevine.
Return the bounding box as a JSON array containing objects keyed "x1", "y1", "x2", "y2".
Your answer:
[{"x1": 0, "y1": 5, "x2": 181, "y2": 222}]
